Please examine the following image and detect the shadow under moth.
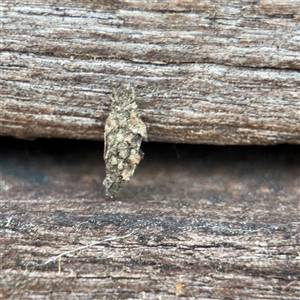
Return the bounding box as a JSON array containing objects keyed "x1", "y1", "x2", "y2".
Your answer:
[{"x1": 103, "y1": 84, "x2": 147, "y2": 197}]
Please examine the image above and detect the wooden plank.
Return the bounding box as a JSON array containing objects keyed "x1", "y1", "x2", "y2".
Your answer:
[
  {"x1": 1, "y1": 0, "x2": 300, "y2": 144},
  {"x1": 1, "y1": 138, "x2": 299, "y2": 299}
]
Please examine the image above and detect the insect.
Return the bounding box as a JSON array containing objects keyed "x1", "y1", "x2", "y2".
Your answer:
[{"x1": 103, "y1": 84, "x2": 147, "y2": 197}]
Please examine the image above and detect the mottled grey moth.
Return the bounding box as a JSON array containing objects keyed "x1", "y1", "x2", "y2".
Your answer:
[{"x1": 103, "y1": 84, "x2": 147, "y2": 197}]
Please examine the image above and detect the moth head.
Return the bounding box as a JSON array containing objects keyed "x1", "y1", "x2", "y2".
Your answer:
[{"x1": 110, "y1": 84, "x2": 137, "y2": 111}]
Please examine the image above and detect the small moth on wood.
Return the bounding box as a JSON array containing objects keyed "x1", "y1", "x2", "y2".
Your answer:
[{"x1": 103, "y1": 84, "x2": 147, "y2": 197}]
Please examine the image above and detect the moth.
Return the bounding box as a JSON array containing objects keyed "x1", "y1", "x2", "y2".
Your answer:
[{"x1": 103, "y1": 84, "x2": 147, "y2": 197}]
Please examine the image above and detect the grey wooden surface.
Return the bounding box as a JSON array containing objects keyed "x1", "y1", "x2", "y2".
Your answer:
[
  {"x1": 1, "y1": 138, "x2": 299, "y2": 299},
  {"x1": 1, "y1": 0, "x2": 300, "y2": 144}
]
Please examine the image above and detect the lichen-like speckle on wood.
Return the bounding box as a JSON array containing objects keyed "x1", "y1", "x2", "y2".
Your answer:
[{"x1": 103, "y1": 84, "x2": 147, "y2": 197}]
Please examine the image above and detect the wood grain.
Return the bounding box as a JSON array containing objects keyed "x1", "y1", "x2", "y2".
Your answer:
[
  {"x1": 1, "y1": 138, "x2": 300, "y2": 299},
  {"x1": 1, "y1": 0, "x2": 300, "y2": 144}
]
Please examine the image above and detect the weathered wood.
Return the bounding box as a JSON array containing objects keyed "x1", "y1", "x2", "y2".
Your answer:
[
  {"x1": 1, "y1": 138, "x2": 299, "y2": 299},
  {"x1": 1, "y1": 1, "x2": 300, "y2": 144}
]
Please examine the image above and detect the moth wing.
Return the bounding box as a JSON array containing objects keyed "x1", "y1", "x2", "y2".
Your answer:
[
  {"x1": 104, "y1": 113, "x2": 117, "y2": 159},
  {"x1": 138, "y1": 120, "x2": 148, "y2": 141},
  {"x1": 130, "y1": 112, "x2": 148, "y2": 141},
  {"x1": 104, "y1": 132, "x2": 108, "y2": 159}
]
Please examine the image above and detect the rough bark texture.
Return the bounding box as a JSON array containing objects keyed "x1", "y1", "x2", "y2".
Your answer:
[
  {"x1": 1, "y1": 0, "x2": 300, "y2": 144},
  {"x1": 1, "y1": 138, "x2": 300, "y2": 299}
]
